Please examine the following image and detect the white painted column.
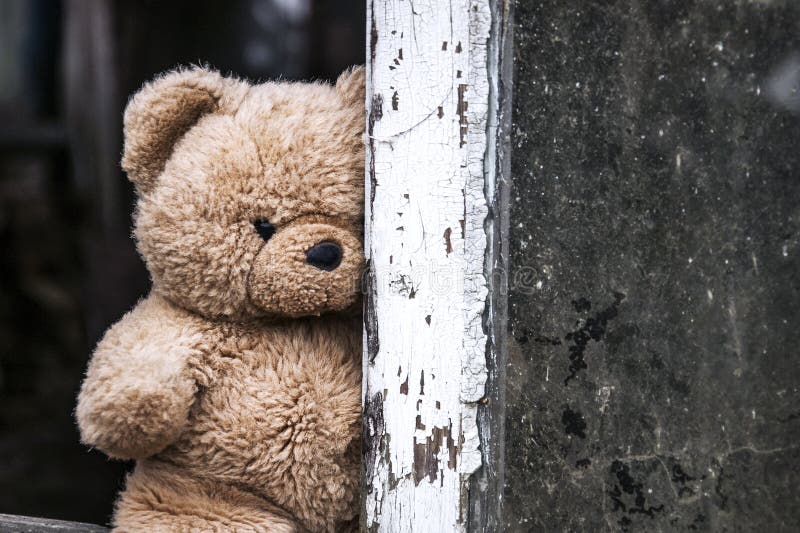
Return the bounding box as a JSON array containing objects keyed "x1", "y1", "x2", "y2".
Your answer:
[{"x1": 362, "y1": 0, "x2": 499, "y2": 530}]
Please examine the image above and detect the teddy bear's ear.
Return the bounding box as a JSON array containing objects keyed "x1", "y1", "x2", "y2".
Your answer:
[
  {"x1": 122, "y1": 67, "x2": 241, "y2": 194},
  {"x1": 335, "y1": 66, "x2": 366, "y2": 106}
]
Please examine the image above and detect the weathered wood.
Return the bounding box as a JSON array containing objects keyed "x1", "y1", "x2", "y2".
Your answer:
[
  {"x1": 362, "y1": 0, "x2": 502, "y2": 530},
  {"x1": 0, "y1": 514, "x2": 107, "y2": 533},
  {"x1": 467, "y1": 1, "x2": 513, "y2": 530}
]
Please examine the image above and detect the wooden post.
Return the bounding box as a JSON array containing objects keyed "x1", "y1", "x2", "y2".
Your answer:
[{"x1": 362, "y1": 0, "x2": 506, "y2": 530}]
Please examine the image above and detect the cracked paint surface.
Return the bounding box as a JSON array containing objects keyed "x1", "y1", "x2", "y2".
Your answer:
[{"x1": 363, "y1": 0, "x2": 494, "y2": 531}]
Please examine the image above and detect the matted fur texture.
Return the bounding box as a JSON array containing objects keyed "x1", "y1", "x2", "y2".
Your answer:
[{"x1": 76, "y1": 66, "x2": 365, "y2": 532}]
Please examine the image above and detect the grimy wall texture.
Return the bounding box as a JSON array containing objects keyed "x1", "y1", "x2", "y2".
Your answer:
[{"x1": 506, "y1": 1, "x2": 800, "y2": 531}]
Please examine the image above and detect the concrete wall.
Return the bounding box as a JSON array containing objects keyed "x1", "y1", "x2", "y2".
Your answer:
[{"x1": 506, "y1": 1, "x2": 800, "y2": 530}]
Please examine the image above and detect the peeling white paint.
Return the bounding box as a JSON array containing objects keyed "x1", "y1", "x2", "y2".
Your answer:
[{"x1": 363, "y1": 0, "x2": 494, "y2": 530}]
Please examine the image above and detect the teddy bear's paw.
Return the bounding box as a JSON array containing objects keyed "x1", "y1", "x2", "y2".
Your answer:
[{"x1": 77, "y1": 360, "x2": 197, "y2": 460}]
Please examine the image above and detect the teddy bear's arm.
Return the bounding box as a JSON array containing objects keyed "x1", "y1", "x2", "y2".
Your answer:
[{"x1": 76, "y1": 294, "x2": 207, "y2": 460}]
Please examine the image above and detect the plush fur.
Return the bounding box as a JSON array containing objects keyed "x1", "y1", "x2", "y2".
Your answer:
[{"x1": 76, "y1": 66, "x2": 365, "y2": 532}]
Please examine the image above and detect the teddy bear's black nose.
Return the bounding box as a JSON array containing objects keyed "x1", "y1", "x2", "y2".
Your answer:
[{"x1": 306, "y1": 242, "x2": 342, "y2": 271}]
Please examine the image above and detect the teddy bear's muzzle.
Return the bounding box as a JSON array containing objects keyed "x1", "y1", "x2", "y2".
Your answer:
[{"x1": 246, "y1": 220, "x2": 363, "y2": 316}]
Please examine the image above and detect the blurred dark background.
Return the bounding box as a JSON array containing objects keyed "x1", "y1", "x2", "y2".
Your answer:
[{"x1": 0, "y1": 0, "x2": 364, "y2": 524}]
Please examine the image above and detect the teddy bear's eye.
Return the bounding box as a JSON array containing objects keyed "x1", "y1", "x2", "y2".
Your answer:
[{"x1": 253, "y1": 220, "x2": 276, "y2": 242}]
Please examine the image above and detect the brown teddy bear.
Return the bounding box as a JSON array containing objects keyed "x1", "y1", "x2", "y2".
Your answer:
[{"x1": 76, "y1": 66, "x2": 365, "y2": 532}]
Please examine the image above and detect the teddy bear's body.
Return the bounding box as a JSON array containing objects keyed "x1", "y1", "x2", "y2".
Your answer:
[
  {"x1": 83, "y1": 294, "x2": 360, "y2": 532},
  {"x1": 76, "y1": 67, "x2": 365, "y2": 532}
]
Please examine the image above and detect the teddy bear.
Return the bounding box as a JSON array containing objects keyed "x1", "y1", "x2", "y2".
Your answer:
[{"x1": 75, "y1": 65, "x2": 365, "y2": 532}]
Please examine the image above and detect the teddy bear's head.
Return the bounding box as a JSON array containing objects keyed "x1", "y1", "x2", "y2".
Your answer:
[{"x1": 122, "y1": 67, "x2": 365, "y2": 318}]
